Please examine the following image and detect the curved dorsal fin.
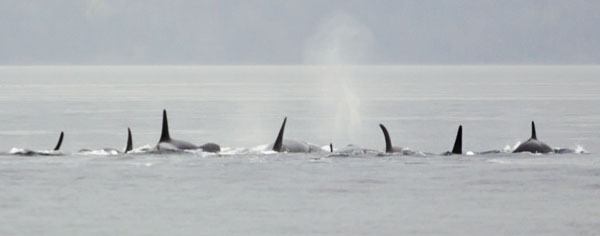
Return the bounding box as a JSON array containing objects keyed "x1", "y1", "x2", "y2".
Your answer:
[
  {"x1": 125, "y1": 128, "x2": 133, "y2": 153},
  {"x1": 379, "y1": 124, "x2": 393, "y2": 153},
  {"x1": 159, "y1": 109, "x2": 171, "y2": 142},
  {"x1": 451, "y1": 125, "x2": 462, "y2": 155},
  {"x1": 272, "y1": 117, "x2": 287, "y2": 152},
  {"x1": 531, "y1": 121, "x2": 537, "y2": 140},
  {"x1": 53, "y1": 131, "x2": 64, "y2": 151}
]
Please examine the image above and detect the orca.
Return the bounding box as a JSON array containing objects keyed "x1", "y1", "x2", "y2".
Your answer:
[
  {"x1": 12, "y1": 131, "x2": 64, "y2": 156},
  {"x1": 270, "y1": 117, "x2": 322, "y2": 153},
  {"x1": 443, "y1": 125, "x2": 462, "y2": 155},
  {"x1": 513, "y1": 121, "x2": 553, "y2": 154},
  {"x1": 156, "y1": 109, "x2": 220, "y2": 153},
  {"x1": 379, "y1": 124, "x2": 406, "y2": 153},
  {"x1": 78, "y1": 128, "x2": 134, "y2": 154},
  {"x1": 54, "y1": 132, "x2": 64, "y2": 151}
]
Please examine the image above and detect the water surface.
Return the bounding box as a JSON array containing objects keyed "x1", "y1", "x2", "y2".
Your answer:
[{"x1": 0, "y1": 66, "x2": 599, "y2": 235}]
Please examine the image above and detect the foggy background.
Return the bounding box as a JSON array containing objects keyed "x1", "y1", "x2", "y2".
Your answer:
[{"x1": 1, "y1": 0, "x2": 599, "y2": 65}]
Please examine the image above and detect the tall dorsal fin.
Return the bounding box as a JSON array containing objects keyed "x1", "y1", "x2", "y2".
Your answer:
[
  {"x1": 159, "y1": 109, "x2": 171, "y2": 142},
  {"x1": 53, "y1": 131, "x2": 64, "y2": 151},
  {"x1": 272, "y1": 117, "x2": 287, "y2": 152},
  {"x1": 531, "y1": 121, "x2": 537, "y2": 140},
  {"x1": 125, "y1": 128, "x2": 133, "y2": 153},
  {"x1": 329, "y1": 143, "x2": 333, "y2": 153},
  {"x1": 451, "y1": 125, "x2": 462, "y2": 155},
  {"x1": 379, "y1": 124, "x2": 393, "y2": 153}
]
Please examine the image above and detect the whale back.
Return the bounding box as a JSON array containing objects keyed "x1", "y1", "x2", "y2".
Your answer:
[
  {"x1": 160, "y1": 109, "x2": 171, "y2": 142},
  {"x1": 53, "y1": 132, "x2": 64, "y2": 151},
  {"x1": 451, "y1": 125, "x2": 462, "y2": 155},
  {"x1": 513, "y1": 121, "x2": 553, "y2": 153},
  {"x1": 272, "y1": 117, "x2": 287, "y2": 152},
  {"x1": 282, "y1": 139, "x2": 311, "y2": 153},
  {"x1": 513, "y1": 140, "x2": 553, "y2": 153},
  {"x1": 200, "y1": 142, "x2": 220, "y2": 153},
  {"x1": 379, "y1": 124, "x2": 393, "y2": 153},
  {"x1": 125, "y1": 128, "x2": 133, "y2": 153}
]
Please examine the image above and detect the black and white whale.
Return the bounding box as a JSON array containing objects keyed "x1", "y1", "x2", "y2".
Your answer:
[
  {"x1": 11, "y1": 131, "x2": 64, "y2": 156},
  {"x1": 270, "y1": 117, "x2": 323, "y2": 153},
  {"x1": 156, "y1": 109, "x2": 220, "y2": 153},
  {"x1": 442, "y1": 125, "x2": 502, "y2": 155},
  {"x1": 443, "y1": 125, "x2": 462, "y2": 155},
  {"x1": 378, "y1": 124, "x2": 419, "y2": 155},
  {"x1": 513, "y1": 121, "x2": 553, "y2": 154},
  {"x1": 78, "y1": 128, "x2": 134, "y2": 155},
  {"x1": 441, "y1": 125, "x2": 504, "y2": 155}
]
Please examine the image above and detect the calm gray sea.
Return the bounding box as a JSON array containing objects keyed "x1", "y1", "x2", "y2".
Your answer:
[{"x1": 0, "y1": 66, "x2": 599, "y2": 235}]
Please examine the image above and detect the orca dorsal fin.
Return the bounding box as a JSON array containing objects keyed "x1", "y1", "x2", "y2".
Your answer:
[
  {"x1": 329, "y1": 143, "x2": 333, "y2": 153},
  {"x1": 531, "y1": 121, "x2": 537, "y2": 140},
  {"x1": 379, "y1": 124, "x2": 393, "y2": 153},
  {"x1": 125, "y1": 128, "x2": 133, "y2": 153},
  {"x1": 53, "y1": 131, "x2": 64, "y2": 151},
  {"x1": 451, "y1": 125, "x2": 462, "y2": 155},
  {"x1": 272, "y1": 117, "x2": 287, "y2": 152},
  {"x1": 159, "y1": 109, "x2": 171, "y2": 142}
]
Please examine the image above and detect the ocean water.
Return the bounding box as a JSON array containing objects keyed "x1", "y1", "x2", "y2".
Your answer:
[{"x1": 0, "y1": 66, "x2": 599, "y2": 235}]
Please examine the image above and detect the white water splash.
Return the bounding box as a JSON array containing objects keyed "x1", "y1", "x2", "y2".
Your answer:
[
  {"x1": 9, "y1": 147, "x2": 26, "y2": 154},
  {"x1": 506, "y1": 143, "x2": 519, "y2": 152},
  {"x1": 78, "y1": 149, "x2": 120, "y2": 156},
  {"x1": 128, "y1": 144, "x2": 154, "y2": 154},
  {"x1": 575, "y1": 145, "x2": 588, "y2": 154}
]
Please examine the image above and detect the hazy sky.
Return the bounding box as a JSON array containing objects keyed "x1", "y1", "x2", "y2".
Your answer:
[{"x1": 2, "y1": 0, "x2": 599, "y2": 65}]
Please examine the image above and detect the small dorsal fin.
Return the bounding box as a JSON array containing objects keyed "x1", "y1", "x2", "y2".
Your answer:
[
  {"x1": 159, "y1": 109, "x2": 171, "y2": 142},
  {"x1": 125, "y1": 128, "x2": 133, "y2": 153},
  {"x1": 272, "y1": 117, "x2": 287, "y2": 152},
  {"x1": 379, "y1": 124, "x2": 393, "y2": 153},
  {"x1": 53, "y1": 131, "x2": 64, "y2": 151},
  {"x1": 531, "y1": 121, "x2": 537, "y2": 140},
  {"x1": 451, "y1": 125, "x2": 462, "y2": 155}
]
